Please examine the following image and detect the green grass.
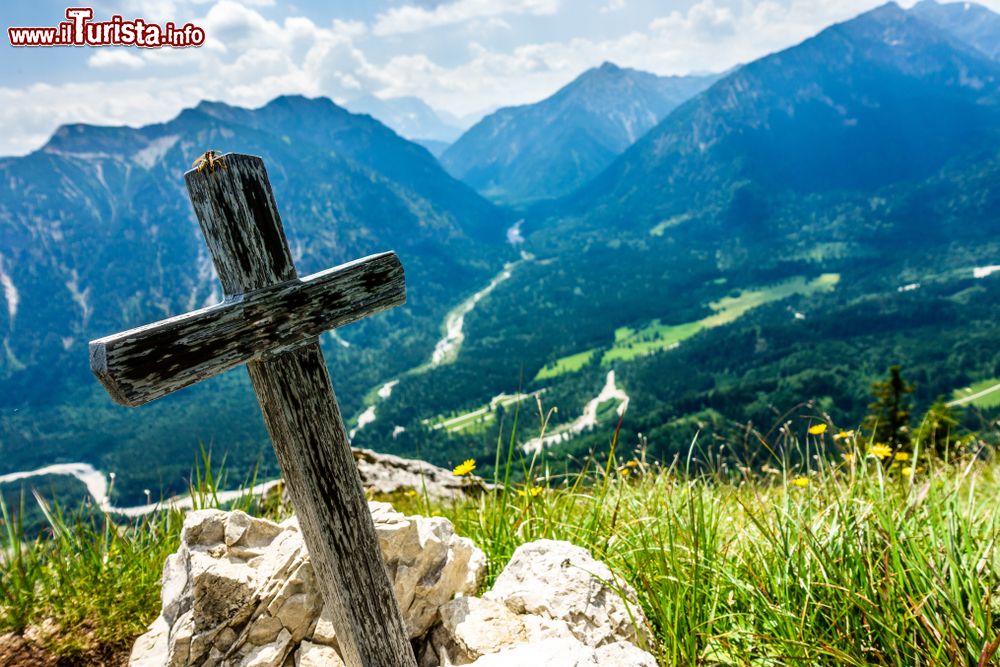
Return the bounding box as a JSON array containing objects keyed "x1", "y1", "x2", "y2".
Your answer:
[
  {"x1": 951, "y1": 377, "x2": 1000, "y2": 409},
  {"x1": 0, "y1": 451, "x2": 281, "y2": 661},
  {"x1": 602, "y1": 273, "x2": 840, "y2": 363},
  {"x1": 534, "y1": 348, "x2": 599, "y2": 381},
  {"x1": 3, "y1": 421, "x2": 999, "y2": 666},
  {"x1": 537, "y1": 274, "x2": 841, "y2": 376},
  {"x1": 447, "y1": 422, "x2": 1000, "y2": 666},
  {"x1": 423, "y1": 392, "x2": 537, "y2": 434},
  {"x1": 793, "y1": 242, "x2": 853, "y2": 262}
]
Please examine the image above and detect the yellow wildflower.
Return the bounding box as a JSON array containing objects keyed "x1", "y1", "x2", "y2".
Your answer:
[
  {"x1": 833, "y1": 430, "x2": 855, "y2": 441},
  {"x1": 517, "y1": 486, "x2": 544, "y2": 497},
  {"x1": 869, "y1": 444, "x2": 893, "y2": 459},
  {"x1": 901, "y1": 466, "x2": 913, "y2": 477},
  {"x1": 452, "y1": 459, "x2": 476, "y2": 476},
  {"x1": 625, "y1": 460, "x2": 639, "y2": 468},
  {"x1": 894, "y1": 452, "x2": 910, "y2": 461},
  {"x1": 842, "y1": 453, "x2": 854, "y2": 463},
  {"x1": 808, "y1": 423, "x2": 828, "y2": 436},
  {"x1": 791, "y1": 477, "x2": 810, "y2": 487},
  {"x1": 405, "y1": 489, "x2": 417, "y2": 498}
]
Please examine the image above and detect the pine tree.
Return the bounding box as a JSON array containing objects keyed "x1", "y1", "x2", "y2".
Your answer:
[{"x1": 862, "y1": 365, "x2": 914, "y2": 455}]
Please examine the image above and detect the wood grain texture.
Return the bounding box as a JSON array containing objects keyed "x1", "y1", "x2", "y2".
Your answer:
[
  {"x1": 91, "y1": 153, "x2": 415, "y2": 666},
  {"x1": 185, "y1": 153, "x2": 298, "y2": 295},
  {"x1": 90, "y1": 252, "x2": 404, "y2": 407},
  {"x1": 247, "y1": 343, "x2": 416, "y2": 667}
]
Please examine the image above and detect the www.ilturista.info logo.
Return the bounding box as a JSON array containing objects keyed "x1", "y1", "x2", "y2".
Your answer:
[{"x1": 8, "y1": 8, "x2": 205, "y2": 48}]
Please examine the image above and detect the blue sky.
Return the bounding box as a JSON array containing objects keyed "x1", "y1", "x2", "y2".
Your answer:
[{"x1": 2, "y1": 0, "x2": 994, "y2": 156}]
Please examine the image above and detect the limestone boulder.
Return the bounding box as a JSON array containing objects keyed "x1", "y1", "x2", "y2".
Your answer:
[
  {"x1": 484, "y1": 539, "x2": 652, "y2": 648},
  {"x1": 129, "y1": 503, "x2": 485, "y2": 667},
  {"x1": 466, "y1": 637, "x2": 658, "y2": 667},
  {"x1": 430, "y1": 539, "x2": 654, "y2": 665},
  {"x1": 353, "y1": 448, "x2": 489, "y2": 500}
]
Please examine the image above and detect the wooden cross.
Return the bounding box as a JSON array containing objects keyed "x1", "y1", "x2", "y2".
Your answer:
[{"x1": 89, "y1": 153, "x2": 417, "y2": 667}]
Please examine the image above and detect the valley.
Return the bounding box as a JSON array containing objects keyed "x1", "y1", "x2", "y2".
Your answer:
[
  {"x1": 536, "y1": 273, "x2": 840, "y2": 378},
  {"x1": 2, "y1": 0, "x2": 1000, "y2": 508}
]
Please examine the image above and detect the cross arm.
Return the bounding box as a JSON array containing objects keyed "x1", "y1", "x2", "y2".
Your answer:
[{"x1": 89, "y1": 251, "x2": 404, "y2": 408}]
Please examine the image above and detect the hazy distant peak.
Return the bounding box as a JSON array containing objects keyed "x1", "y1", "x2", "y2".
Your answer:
[
  {"x1": 344, "y1": 94, "x2": 463, "y2": 143},
  {"x1": 910, "y1": 0, "x2": 1000, "y2": 59}
]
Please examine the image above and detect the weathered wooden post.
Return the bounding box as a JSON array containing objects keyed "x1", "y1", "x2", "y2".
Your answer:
[{"x1": 89, "y1": 153, "x2": 417, "y2": 667}]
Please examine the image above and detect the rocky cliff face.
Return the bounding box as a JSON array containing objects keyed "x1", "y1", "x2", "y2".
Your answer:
[{"x1": 130, "y1": 506, "x2": 656, "y2": 666}]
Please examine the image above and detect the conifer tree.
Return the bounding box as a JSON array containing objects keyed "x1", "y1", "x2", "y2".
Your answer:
[{"x1": 862, "y1": 365, "x2": 914, "y2": 455}]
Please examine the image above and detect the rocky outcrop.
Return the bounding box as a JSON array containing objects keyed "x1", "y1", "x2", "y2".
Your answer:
[
  {"x1": 430, "y1": 539, "x2": 654, "y2": 665},
  {"x1": 465, "y1": 637, "x2": 657, "y2": 666},
  {"x1": 130, "y1": 503, "x2": 485, "y2": 667},
  {"x1": 352, "y1": 448, "x2": 487, "y2": 500},
  {"x1": 131, "y1": 510, "x2": 656, "y2": 667}
]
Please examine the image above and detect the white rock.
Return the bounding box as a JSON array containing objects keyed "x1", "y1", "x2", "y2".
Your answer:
[
  {"x1": 594, "y1": 640, "x2": 659, "y2": 666},
  {"x1": 241, "y1": 628, "x2": 292, "y2": 667},
  {"x1": 434, "y1": 596, "x2": 528, "y2": 662},
  {"x1": 128, "y1": 616, "x2": 169, "y2": 667},
  {"x1": 484, "y1": 540, "x2": 651, "y2": 648},
  {"x1": 371, "y1": 502, "x2": 488, "y2": 637},
  {"x1": 248, "y1": 615, "x2": 284, "y2": 646},
  {"x1": 310, "y1": 606, "x2": 337, "y2": 647},
  {"x1": 353, "y1": 448, "x2": 489, "y2": 500},
  {"x1": 465, "y1": 636, "x2": 656, "y2": 666},
  {"x1": 130, "y1": 503, "x2": 485, "y2": 667},
  {"x1": 295, "y1": 640, "x2": 346, "y2": 667}
]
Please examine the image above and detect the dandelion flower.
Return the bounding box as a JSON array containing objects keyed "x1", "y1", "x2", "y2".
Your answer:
[
  {"x1": 791, "y1": 477, "x2": 810, "y2": 487},
  {"x1": 833, "y1": 430, "x2": 855, "y2": 441},
  {"x1": 869, "y1": 444, "x2": 893, "y2": 459},
  {"x1": 625, "y1": 460, "x2": 639, "y2": 468},
  {"x1": 901, "y1": 466, "x2": 914, "y2": 477},
  {"x1": 808, "y1": 423, "x2": 828, "y2": 436},
  {"x1": 453, "y1": 459, "x2": 476, "y2": 476},
  {"x1": 894, "y1": 452, "x2": 910, "y2": 461},
  {"x1": 842, "y1": 453, "x2": 854, "y2": 463},
  {"x1": 516, "y1": 486, "x2": 544, "y2": 497}
]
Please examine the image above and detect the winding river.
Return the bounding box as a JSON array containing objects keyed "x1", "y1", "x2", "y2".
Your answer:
[
  {"x1": 0, "y1": 462, "x2": 281, "y2": 518},
  {"x1": 523, "y1": 370, "x2": 630, "y2": 454}
]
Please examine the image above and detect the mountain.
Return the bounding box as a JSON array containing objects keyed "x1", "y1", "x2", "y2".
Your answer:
[
  {"x1": 0, "y1": 95, "x2": 509, "y2": 497},
  {"x1": 6, "y1": 2, "x2": 1000, "y2": 505},
  {"x1": 910, "y1": 0, "x2": 1000, "y2": 60},
  {"x1": 344, "y1": 94, "x2": 464, "y2": 143},
  {"x1": 415, "y1": 139, "x2": 451, "y2": 158},
  {"x1": 440, "y1": 63, "x2": 719, "y2": 205},
  {"x1": 357, "y1": 2, "x2": 1000, "y2": 467},
  {"x1": 559, "y1": 2, "x2": 1000, "y2": 230}
]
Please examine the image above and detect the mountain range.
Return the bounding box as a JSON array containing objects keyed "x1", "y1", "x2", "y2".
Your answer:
[
  {"x1": 911, "y1": 0, "x2": 1000, "y2": 59},
  {"x1": 0, "y1": 95, "x2": 510, "y2": 496},
  {"x1": 2, "y1": 0, "x2": 1000, "y2": 503},
  {"x1": 440, "y1": 63, "x2": 719, "y2": 204},
  {"x1": 343, "y1": 94, "x2": 466, "y2": 145}
]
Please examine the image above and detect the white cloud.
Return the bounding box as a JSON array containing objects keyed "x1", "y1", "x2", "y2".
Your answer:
[
  {"x1": 372, "y1": 0, "x2": 559, "y2": 36},
  {"x1": 359, "y1": 0, "x2": 886, "y2": 117},
  {"x1": 651, "y1": 0, "x2": 737, "y2": 35},
  {"x1": 0, "y1": 2, "x2": 374, "y2": 156},
  {"x1": 87, "y1": 50, "x2": 146, "y2": 69},
  {"x1": 5, "y1": 0, "x2": 992, "y2": 156},
  {"x1": 600, "y1": 0, "x2": 626, "y2": 14}
]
